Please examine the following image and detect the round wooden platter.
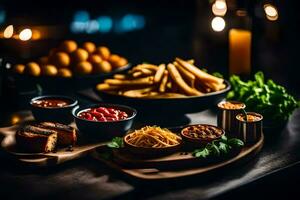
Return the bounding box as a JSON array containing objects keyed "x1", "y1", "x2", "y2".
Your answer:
[
  {"x1": 0, "y1": 124, "x2": 107, "y2": 167},
  {"x1": 92, "y1": 134, "x2": 264, "y2": 181}
]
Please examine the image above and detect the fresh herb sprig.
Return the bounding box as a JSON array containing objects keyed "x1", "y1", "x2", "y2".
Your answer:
[
  {"x1": 193, "y1": 135, "x2": 244, "y2": 158},
  {"x1": 227, "y1": 71, "x2": 299, "y2": 122},
  {"x1": 107, "y1": 137, "x2": 124, "y2": 149},
  {"x1": 99, "y1": 137, "x2": 124, "y2": 160}
]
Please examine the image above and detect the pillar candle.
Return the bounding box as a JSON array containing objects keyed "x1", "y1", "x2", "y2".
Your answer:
[{"x1": 229, "y1": 28, "x2": 252, "y2": 75}]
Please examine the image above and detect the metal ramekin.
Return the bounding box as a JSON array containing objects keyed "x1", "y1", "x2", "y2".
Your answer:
[
  {"x1": 217, "y1": 101, "x2": 246, "y2": 137},
  {"x1": 236, "y1": 112, "x2": 263, "y2": 144}
]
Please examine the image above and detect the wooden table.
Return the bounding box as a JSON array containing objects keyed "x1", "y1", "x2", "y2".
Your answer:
[{"x1": 0, "y1": 95, "x2": 300, "y2": 200}]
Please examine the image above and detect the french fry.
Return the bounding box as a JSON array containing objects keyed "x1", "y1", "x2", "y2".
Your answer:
[
  {"x1": 96, "y1": 83, "x2": 125, "y2": 91},
  {"x1": 104, "y1": 76, "x2": 154, "y2": 85},
  {"x1": 122, "y1": 87, "x2": 155, "y2": 97},
  {"x1": 159, "y1": 70, "x2": 169, "y2": 93},
  {"x1": 175, "y1": 58, "x2": 223, "y2": 85},
  {"x1": 131, "y1": 67, "x2": 154, "y2": 77},
  {"x1": 113, "y1": 74, "x2": 127, "y2": 80},
  {"x1": 173, "y1": 61, "x2": 195, "y2": 88},
  {"x1": 135, "y1": 64, "x2": 159, "y2": 71},
  {"x1": 167, "y1": 63, "x2": 202, "y2": 96},
  {"x1": 132, "y1": 71, "x2": 143, "y2": 78},
  {"x1": 154, "y1": 64, "x2": 166, "y2": 83},
  {"x1": 187, "y1": 59, "x2": 194, "y2": 64},
  {"x1": 149, "y1": 92, "x2": 186, "y2": 98},
  {"x1": 166, "y1": 81, "x2": 172, "y2": 90}
]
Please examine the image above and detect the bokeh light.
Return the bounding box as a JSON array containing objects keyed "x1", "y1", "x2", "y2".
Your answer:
[
  {"x1": 3, "y1": 25, "x2": 14, "y2": 38},
  {"x1": 211, "y1": 17, "x2": 226, "y2": 32},
  {"x1": 19, "y1": 28, "x2": 32, "y2": 41}
]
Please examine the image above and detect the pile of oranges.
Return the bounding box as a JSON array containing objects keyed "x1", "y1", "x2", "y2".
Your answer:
[{"x1": 13, "y1": 40, "x2": 128, "y2": 78}]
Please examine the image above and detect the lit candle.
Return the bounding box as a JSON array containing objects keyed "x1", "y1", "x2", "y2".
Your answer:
[{"x1": 229, "y1": 28, "x2": 252, "y2": 76}]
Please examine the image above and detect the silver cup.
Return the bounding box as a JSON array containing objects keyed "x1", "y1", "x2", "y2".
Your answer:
[
  {"x1": 217, "y1": 101, "x2": 246, "y2": 138},
  {"x1": 236, "y1": 112, "x2": 263, "y2": 144}
]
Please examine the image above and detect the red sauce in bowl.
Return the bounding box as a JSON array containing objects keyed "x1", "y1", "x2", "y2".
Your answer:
[
  {"x1": 78, "y1": 107, "x2": 128, "y2": 122},
  {"x1": 32, "y1": 99, "x2": 71, "y2": 108}
]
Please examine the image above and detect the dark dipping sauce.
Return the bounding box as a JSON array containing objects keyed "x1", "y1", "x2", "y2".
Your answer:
[
  {"x1": 32, "y1": 98, "x2": 71, "y2": 108},
  {"x1": 181, "y1": 125, "x2": 224, "y2": 140}
]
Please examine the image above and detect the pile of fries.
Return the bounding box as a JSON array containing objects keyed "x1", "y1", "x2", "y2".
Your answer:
[{"x1": 96, "y1": 58, "x2": 226, "y2": 98}]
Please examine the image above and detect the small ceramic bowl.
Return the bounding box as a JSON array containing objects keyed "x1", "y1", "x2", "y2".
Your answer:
[
  {"x1": 30, "y1": 95, "x2": 78, "y2": 124},
  {"x1": 181, "y1": 124, "x2": 225, "y2": 147},
  {"x1": 123, "y1": 133, "x2": 182, "y2": 157},
  {"x1": 72, "y1": 103, "x2": 137, "y2": 140}
]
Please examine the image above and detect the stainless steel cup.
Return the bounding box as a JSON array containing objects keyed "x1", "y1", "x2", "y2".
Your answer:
[
  {"x1": 236, "y1": 112, "x2": 263, "y2": 144},
  {"x1": 217, "y1": 101, "x2": 246, "y2": 137}
]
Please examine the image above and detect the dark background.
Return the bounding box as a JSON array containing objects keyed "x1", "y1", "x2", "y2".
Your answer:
[{"x1": 0, "y1": 0, "x2": 299, "y2": 92}]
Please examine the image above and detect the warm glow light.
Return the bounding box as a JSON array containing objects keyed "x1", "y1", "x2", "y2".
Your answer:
[
  {"x1": 32, "y1": 29, "x2": 41, "y2": 40},
  {"x1": 19, "y1": 28, "x2": 32, "y2": 41},
  {"x1": 264, "y1": 4, "x2": 278, "y2": 21},
  {"x1": 3, "y1": 25, "x2": 14, "y2": 38},
  {"x1": 10, "y1": 114, "x2": 21, "y2": 125},
  {"x1": 215, "y1": 0, "x2": 226, "y2": 10},
  {"x1": 211, "y1": 17, "x2": 226, "y2": 32},
  {"x1": 212, "y1": 2, "x2": 227, "y2": 16}
]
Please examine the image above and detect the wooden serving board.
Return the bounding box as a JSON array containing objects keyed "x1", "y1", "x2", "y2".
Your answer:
[
  {"x1": 0, "y1": 125, "x2": 107, "y2": 167},
  {"x1": 92, "y1": 134, "x2": 264, "y2": 181}
]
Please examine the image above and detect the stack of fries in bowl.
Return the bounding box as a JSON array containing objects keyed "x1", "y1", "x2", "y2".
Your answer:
[{"x1": 95, "y1": 58, "x2": 230, "y2": 114}]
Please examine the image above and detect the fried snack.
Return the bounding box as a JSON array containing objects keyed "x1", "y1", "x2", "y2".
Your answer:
[
  {"x1": 12, "y1": 41, "x2": 128, "y2": 77},
  {"x1": 13, "y1": 64, "x2": 25, "y2": 74},
  {"x1": 97, "y1": 57, "x2": 226, "y2": 98},
  {"x1": 167, "y1": 63, "x2": 202, "y2": 96},
  {"x1": 82, "y1": 42, "x2": 96, "y2": 53},
  {"x1": 42, "y1": 65, "x2": 58, "y2": 76},
  {"x1": 131, "y1": 68, "x2": 154, "y2": 78},
  {"x1": 88, "y1": 54, "x2": 102, "y2": 64},
  {"x1": 59, "y1": 40, "x2": 77, "y2": 53},
  {"x1": 57, "y1": 68, "x2": 72, "y2": 78},
  {"x1": 105, "y1": 76, "x2": 154, "y2": 85},
  {"x1": 173, "y1": 61, "x2": 195, "y2": 87},
  {"x1": 96, "y1": 83, "x2": 126, "y2": 91},
  {"x1": 187, "y1": 59, "x2": 194, "y2": 64},
  {"x1": 175, "y1": 57, "x2": 223, "y2": 85},
  {"x1": 114, "y1": 57, "x2": 128, "y2": 68},
  {"x1": 122, "y1": 87, "x2": 155, "y2": 97},
  {"x1": 154, "y1": 64, "x2": 166, "y2": 83},
  {"x1": 132, "y1": 71, "x2": 142, "y2": 78},
  {"x1": 75, "y1": 61, "x2": 93, "y2": 75},
  {"x1": 96, "y1": 46, "x2": 110, "y2": 60},
  {"x1": 113, "y1": 74, "x2": 127, "y2": 80},
  {"x1": 72, "y1": 48, "x2": 89, "y2": 63},
  {"x1": 153, "y1": 93, "x2": 186, "y2": 98},
  {"x1": 159, "y1": 70, "x2": 169, "y2": 92},
  {"x1": 51, "y1": 52, "x2": 70, "y2": 68},
  {"x1": 93, "y1": 61, "x2": 112, "y2": 73},
  {"x1": 25, "y1": 62, "x2": 41, "y2": 76},
  {"x1": 135, "y1": 64, "x2": 158, "y2": 71}
]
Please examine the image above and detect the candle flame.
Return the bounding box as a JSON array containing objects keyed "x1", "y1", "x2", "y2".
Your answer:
[
  {"x1": 211, "y1": 17, "x2": 226, "y2": 32},
  {"x1": 3, "y1": 25, "x2": 14, "y2": 38},
  {"x1": 19, "y1": 28, "x2": 32, "y2": 41}
]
